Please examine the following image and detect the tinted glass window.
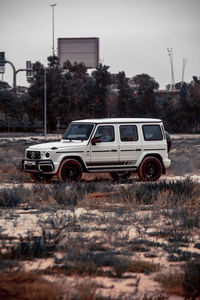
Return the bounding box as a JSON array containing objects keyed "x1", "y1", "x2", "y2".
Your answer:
[
  {"x1": 120, "y1": 125, "x2": 138, "y2": 141},
  {"x1": 94, "y1": 125, "x2": 115, "y2": 142},
  {"x1": 63, "y1": 124, "x2": 94, "y2": 140},
  {"x1": 143, "y1": 125, "x2": 163, "y2": 141}
]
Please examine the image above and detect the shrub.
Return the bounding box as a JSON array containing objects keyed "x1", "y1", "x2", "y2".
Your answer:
[
  {"x1": 57, "y1": 250, "x2": 132, "y2": 277},
  {"x1": 127, "y1": 260, "x2": 160, "y2": 274},
  {"x1": 116, "y1": 178, "x2": 200, "y2": 206},
  {"x1": 183, "y1": 260, "x2": 200, "y2": 298},
  {"x1": 3, "y1": 213, "x2": 73, "y2": 259},
  {"x1": 0, "y1": 186, "x2": 26, "y2": 207}
]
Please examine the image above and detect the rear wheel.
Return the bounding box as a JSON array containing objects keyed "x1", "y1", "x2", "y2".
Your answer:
[
  {"x1": 110, "y1": 171, "x2": 132, "y2": 181},
  {"x1": 138, "y1": 157, "x2": 162, "y2": 182},
  {"x1": 57, "y1": 159, "x2": 83, "y2": 182},
  {"x1": 30, "y1": 173, "x2": 53, "y2": 183}
]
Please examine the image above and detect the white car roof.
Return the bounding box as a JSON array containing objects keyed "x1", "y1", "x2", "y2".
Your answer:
[{"x1": 72, "y1": 118, "x2": 162, "y2": 124}]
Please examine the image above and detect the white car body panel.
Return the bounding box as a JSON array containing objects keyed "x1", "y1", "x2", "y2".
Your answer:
[{"x1": 22, "y1": 118, "x2": 171, "y2": 180}]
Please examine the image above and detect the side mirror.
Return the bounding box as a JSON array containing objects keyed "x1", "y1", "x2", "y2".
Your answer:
[{"x1": 91, "y1": 137, "x2": 101, "y2": 145}]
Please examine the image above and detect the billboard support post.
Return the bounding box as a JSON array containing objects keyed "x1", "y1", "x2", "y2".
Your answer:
[{"x1": 44, "y1": 68, "x2": 47, "y2": 141}]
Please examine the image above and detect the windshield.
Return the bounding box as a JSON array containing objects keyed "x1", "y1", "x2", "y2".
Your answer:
[{"x1": 62, "y1": 123, "x2": 94, "y2": 140}]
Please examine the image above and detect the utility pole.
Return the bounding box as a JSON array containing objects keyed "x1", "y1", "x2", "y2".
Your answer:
[
  {"x1": 167, "y1": 48, "x2": 175, "y2": 91},
  {"x1": 50, "y1": 4, "x2": 57, "y2": 56},
  {"x1": 181, "y1": 58, "x2": 187, "y2": 87}
]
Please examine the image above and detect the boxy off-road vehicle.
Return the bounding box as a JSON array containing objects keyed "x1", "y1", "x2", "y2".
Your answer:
[{"x1": 22, "y1": 118, "x2": 171, "y2": 182}]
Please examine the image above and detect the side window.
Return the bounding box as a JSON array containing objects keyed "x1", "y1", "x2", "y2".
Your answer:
[
  {"x1": 143, "y1": 125, "x2": 163, "y2": 141},
  {"x1": 94, "y1": 125, "x2": 115, "y2": 142},
  {"x1": 120, "y1": 125, "x2": 138, "y2": 142}
]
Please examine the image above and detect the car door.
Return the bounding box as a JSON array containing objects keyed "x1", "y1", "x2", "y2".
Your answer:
[
  {"x1": 88, "y1": 124, "x2": 119, "y2": 170},
  {"x1": 119, "y1": 124, "x2": 142, "y2": 166}
]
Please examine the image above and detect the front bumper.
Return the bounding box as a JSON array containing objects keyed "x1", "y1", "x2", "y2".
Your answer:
[
  {"x1": 22, "y1": 159, "x2": 55, "y2": 173},
  {"x1": 163, "y1": 158, "x2": 171, "y2": 169}
]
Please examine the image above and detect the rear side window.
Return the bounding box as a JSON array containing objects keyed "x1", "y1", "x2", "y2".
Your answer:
[
  {"x1": 142, "y1": 125, "x2": 163, "y2": 141},
  {"x1": 120, "y1": 125, "x2": 138, "y2": 141}
]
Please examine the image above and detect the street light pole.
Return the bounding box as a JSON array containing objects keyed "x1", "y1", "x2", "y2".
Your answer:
[
  {"x1": 44, "y1": 68, "x2": 47, "y2": 141},
  {"x1": 50, "y1": 4, "x2": 56, "y2": 56}
]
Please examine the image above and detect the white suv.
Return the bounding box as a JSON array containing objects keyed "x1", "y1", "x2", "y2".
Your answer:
[{"x1": 22, "y1": 118, "x2": 171, "y2": 182}]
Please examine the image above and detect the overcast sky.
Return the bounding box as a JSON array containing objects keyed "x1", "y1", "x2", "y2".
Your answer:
[{"x1": 0, "y1": 0, "x2": 199, "y2": 89}]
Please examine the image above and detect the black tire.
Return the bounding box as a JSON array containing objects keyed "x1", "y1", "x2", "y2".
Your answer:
[
  {"x1": 57, "y1": 159, "x2": 83, "y2": 182},
  {"x1": 110, "y1": 171, "x2": 132, "y2": 181},
  {"x1": 30, "y1": 173, "x2": 53, "y2": 183},
  {"x1": 165, "y1": 131, "x2": 171, "y2": 153},
  {"x1": 137, "y1": 157, "x2": 162, "y2": 182}
]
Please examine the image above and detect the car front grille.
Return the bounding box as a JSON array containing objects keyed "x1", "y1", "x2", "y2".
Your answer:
[{"x1": 27, "y1": 150, "x2": 41, "y2": 159}]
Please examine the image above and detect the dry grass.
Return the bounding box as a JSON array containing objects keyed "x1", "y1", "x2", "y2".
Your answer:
[
  {"x1": 1, "y1": 135, "x2": 200, "y2": 299},
  {"x1": 170, "y1": 136, "x2": 200, "y2": 175},
  {"x1": 127, "y1": 260, "x2": 160, "y2": 274},
  {"x1": 155, "y1": 272, "x2": 184, "y2": 296},
  {"x1": 74, "y1": 280, "x2": 99, "y2": 300},
  {"x1": 0, "y1": 272, "x2": 62, "y2": 300}
]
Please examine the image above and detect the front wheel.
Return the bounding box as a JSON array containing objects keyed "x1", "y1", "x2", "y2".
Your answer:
[
  {"x1": 137, "y1": 157, "x2": 162, "y2": 182},
  {"x1": 57, "y1": 159, "x2": 83, "y2": 182},
  {"x1": 30, "y1": 173, "x2": 53, "y2": 183}
]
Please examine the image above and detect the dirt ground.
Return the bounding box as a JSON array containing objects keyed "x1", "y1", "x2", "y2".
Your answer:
[{"x1": 0, "y1": 134, "x2": 200, "y2": 299}]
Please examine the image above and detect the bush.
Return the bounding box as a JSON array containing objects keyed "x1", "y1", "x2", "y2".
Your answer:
[
  {"x1": 5, "y1": 213, "x2": 74, "y2": 259},
  {"x1": 183, "y1": 260, "x2": 200, "y2": 298},
  {"x1": 0, "y1": 186, "x2": 26, "y2": 207},
  {"x1": 57, "y1": 250, "x2": 132, "y2": 277}
]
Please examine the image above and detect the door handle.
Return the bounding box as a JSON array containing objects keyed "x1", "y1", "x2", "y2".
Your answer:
[{"x1": 111, "y1": 149, "x2": 117, "y2": 152}]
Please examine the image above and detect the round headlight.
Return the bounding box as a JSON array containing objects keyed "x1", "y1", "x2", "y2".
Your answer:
[{"x1": 45, "y1": 152, "x2": 50, "y2": 158}]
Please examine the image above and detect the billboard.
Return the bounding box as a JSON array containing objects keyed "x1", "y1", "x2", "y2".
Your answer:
[{"x1": 58, "y1": 37, "x2": 99, "y2": 68}]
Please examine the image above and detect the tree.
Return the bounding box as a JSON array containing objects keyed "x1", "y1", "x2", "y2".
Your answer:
[
  {"x1": 131, "y1": 74, "x2": 159, "y2": 117},
  {"x1": 116, "y1": 71, "x2": 134, "y2": 117},
  {"x1": 131, "y1": 73, "x2": 159, "y2": 92},
  {"x1": 54, "y1": 60, "x2": 92, "y2": 124},
  {"x1": 179, "y1": 80, "x2": 200, "y2": 132},
  {"x1": 28, "y1": 61, "x2": 46, "y2": 127},
  {"x1": 91, "y1": 64, "x2": 111, "y2": 117},
  {"x1": 28, "y1": 57, "x2": 62, "y2": 130},
  {"x1": 0, "y1": 89, "x2": 16, "y2": 127}
]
